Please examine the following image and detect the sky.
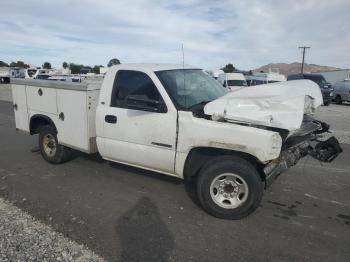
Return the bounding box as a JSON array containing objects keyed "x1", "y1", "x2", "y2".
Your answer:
[{"x1": 0, "y1": 0, "x2": 349, "y2": 70}]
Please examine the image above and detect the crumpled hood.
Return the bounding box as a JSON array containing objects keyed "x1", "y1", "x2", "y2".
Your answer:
[{"x1": 204, "y1": 80, "x2": 323, "y2": 131}]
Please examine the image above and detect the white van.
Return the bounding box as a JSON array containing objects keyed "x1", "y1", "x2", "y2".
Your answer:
[
  {"x1": 218, "y1": 73, "x2": 247, "y2": 91},
  {"x1": 248, "y1": 72, "x2": 286, "y2": 86},
  {"x1": 333, "y1": 79, "x2": 350, "y2": 104}
]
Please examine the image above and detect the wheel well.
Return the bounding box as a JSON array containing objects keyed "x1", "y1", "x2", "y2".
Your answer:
[
  {"x1": 183, "y1": 147, "x2": 265, "y2": 181},
  {"x1": 30, "y1": 115, "x2": 57, "y2": 135}
]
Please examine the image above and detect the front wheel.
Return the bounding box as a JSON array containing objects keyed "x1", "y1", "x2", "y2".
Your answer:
[
  {"x1": 39, "y1": 125, "x2": 72, "y2": 164},
  {"x1": 197, "y1": 156, "x2": 263, "y2": 220},
  {"x1": 335, "y1": 95, "x2": 342, "y2": 105}
]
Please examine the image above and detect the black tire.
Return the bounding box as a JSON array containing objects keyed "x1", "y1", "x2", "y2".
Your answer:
[
  {"x1": 197, "y1": 155, "x2": 263, "y2": 220},
  {"x1": 39, "y1": 125, "x2": 72, "y2": 164},
  {"x1": 335, "y1": 95, "x2": 342, "y2": 105},
  {"x1": 324, "y1": 101, "x2": 330, "y2": 106}
]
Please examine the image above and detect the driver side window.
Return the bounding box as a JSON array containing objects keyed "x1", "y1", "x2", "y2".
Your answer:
[{"x1": 111, "y1": 70, "x2": 161, "y2": 108}]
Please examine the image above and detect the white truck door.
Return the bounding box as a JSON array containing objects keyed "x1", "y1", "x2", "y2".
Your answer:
[
  {"x1": 11, "y1": 84, "x2": 29, "y2": 132},
  {"x1": 101, "y1": 70, "x2": 177, "y2": 174}
]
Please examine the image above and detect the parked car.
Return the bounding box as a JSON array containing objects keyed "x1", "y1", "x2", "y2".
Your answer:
[
  {"x1": 218, "y1": 72, "x2": 247, "y2": 91},
  {"x1": 35, "y1": 74, "x2": 51, "y2": 80},
  {"x1": 47, "y1": 75, "x2": 74, "y2": 82},
  {"x1": 25, "y1": 68, "x2": 39, "y2": 79},
  {"x1": 333, "y1": 79, "x2": 350, "y2": 104},
  {"x1": 11, "y1": 64, "x2": 342, "y2": 220},
  {"x1": 287, "y1": 73, "x2": 333, "y2": 106},
  {"x1": 247, "y1": 72, "x2": 286, "y2": 86}
]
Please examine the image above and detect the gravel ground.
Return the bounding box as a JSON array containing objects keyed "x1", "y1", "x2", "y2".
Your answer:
[{"x1": 0, "y1": 197, "x2": 104, "y2": 262}]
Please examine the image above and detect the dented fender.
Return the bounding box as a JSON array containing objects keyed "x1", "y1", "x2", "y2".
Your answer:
[{"x1": 174, "y1": 111, "x2": 283, "y2": 177}]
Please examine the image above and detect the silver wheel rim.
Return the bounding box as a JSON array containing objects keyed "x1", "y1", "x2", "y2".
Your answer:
[
  {"x1": 210, "y1": 173, "x2": 249, "y2": 209},
  {"x1": 43, "y1": 134, "x2": 57, "y2": 157}
]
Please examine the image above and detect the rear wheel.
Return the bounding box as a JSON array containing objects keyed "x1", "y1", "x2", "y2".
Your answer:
[
  {"x1": 335, "y1": 95, "x2": 342, "y2": 105},
  {"x1": 39, "y1": 125, "x2": 72, "y2": 164},
  {"x1": 197, "y1": 156, "x2": 263, "y2": 220}
]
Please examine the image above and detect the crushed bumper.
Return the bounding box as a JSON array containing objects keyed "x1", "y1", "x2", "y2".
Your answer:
[{"x1": 264, "y1": 136, "x2": 342, "y2": 188}]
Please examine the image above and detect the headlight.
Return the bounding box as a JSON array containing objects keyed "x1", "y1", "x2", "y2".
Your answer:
[
  {"x1": 270, "y1": 133, "x2": 282, "y2": 157},
  {"x1": 304, "y1": 95, "x2": 315, "y2": 114},
  {"x1": 330, "y1": 92, "x2": 334, "y2": 96}
]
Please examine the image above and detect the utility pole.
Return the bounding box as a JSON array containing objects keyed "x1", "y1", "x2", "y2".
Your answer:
[{"x1": 299, "y1": 46, "x2": 310, "y2": 73}]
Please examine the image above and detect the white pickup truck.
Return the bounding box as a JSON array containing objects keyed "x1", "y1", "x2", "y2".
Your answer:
[{"x1": 11, "y1": 64, "x2": 342, "y2": 219}]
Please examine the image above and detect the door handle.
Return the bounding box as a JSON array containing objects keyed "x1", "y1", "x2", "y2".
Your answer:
[{"x1": 105, "y1": 115, "x2": 117, "y2": 124}]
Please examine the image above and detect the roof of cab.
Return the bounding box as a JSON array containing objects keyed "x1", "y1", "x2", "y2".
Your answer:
[{"x1": 110, "y1": 63, "x2": 199, "y2": 72}]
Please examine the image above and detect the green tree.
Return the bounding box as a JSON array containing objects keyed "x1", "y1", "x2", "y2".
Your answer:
[
  {"x1": 10, "y1": 61, "x2": 26, "y2": 68},
  {"x1": 69, "y1": 63, "x2": 85, "y2": 74},
  {"x1": 80, "y1": 66, "x2": 92, "y2": 74},
  {"x1": 107, "y1": 58, "x2": 121, "y2": 67},
  {"x1": 0, "y1": 61, "x2": 9, "y2": 67},
  {"x1": 42, "y1": 62, "x2": 52, "y2": 69},
  {"x1": 62, "y1": 62, "x2": 68, "y2": 69},
  {"x1": 17, "y1": 61, "x2": 26, "y2": 68},
  {"x1": 92, "y1": 65, "x2": 104, "y2": 74},
  {"x1": 221, "y1": 64, "x2": 236, "y2": 73}
]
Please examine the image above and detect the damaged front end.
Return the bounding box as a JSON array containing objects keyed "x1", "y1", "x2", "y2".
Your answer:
[
  {"x1": 201, "y1": 80, "x2": 343, "y2": 187},
  {"x1": 264, "y1": 116, "x2": 342, "y2": 187}
]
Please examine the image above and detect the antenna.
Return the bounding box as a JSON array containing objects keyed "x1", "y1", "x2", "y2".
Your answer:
[
  {"x1": 181, "y1": 43, "x2": 185, "y2": 69},
  {"x1": 299, "y1": 46, "x2": 311, "y2": 73},
  {"x1": 182, "y1": 43, "x2": 187, "y2": 108}
]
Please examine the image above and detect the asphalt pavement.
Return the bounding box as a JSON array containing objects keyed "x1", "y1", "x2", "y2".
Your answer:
[{"x1": 0, "y1": 100, "x2": 349, "y2": 261}]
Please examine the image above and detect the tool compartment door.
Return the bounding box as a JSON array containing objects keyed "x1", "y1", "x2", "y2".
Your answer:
[
  {"x1": 11, "y1": 84, "x2": 29, "y2": 132},
  {"x1": 56, "y1": 89, "x2": 90, "y2": 152}
]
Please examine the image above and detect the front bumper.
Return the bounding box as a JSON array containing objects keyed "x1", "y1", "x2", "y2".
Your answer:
[
  {"x1": 264, "y1": 119, "x2": 342, "y2": 188},
  {"x1": 321, "y1": 90, "x2": 333, "y2": 104}
]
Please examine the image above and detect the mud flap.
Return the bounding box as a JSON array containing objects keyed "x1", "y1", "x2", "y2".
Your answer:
[{"x1": 308, "y1": 136, "x2": 343, "y2": 163}]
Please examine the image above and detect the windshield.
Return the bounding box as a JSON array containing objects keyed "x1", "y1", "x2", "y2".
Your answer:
[
  {"x1": 226, "y1": 80, "x2": 247, "y2": 87},
  {"x1": 156, "y1": 69, "x2": 227, "y2": 110},
  {"x1": 304, "y1": 75, "x2": 327, "y2": 87}
]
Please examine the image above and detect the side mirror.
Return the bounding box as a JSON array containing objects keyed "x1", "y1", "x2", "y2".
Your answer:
[{"x1": 126, "y1": 95, "x2": 167, "y2": 113}]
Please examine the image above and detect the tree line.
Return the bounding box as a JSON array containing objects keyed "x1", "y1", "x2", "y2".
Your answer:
[
  {"x1": 2, "y1": 59, "x2": 241, "y2": 74},
  {"x1": 0, "y1": 58, "x2": 121, "y2": 74}
]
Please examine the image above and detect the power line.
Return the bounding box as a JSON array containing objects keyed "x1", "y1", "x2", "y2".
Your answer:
[{"x1": 298, "y1": 46, "x2": 311, "y2": 73}]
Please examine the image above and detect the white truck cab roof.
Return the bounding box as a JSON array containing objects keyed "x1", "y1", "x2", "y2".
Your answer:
[{"x1": 109, "y1": 63, "x2": 199, "y2": 72}]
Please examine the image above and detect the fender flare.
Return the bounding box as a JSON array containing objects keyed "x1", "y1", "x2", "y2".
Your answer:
[{"x1": 29, "y1": 114, "x2": 57, "y2": 134}]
